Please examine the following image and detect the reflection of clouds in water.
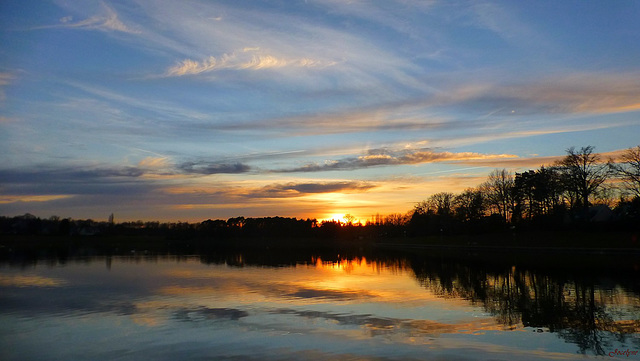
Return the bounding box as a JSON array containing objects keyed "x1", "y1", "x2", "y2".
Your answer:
[
  {"x1": 271, "y1": 308, "x2": 505, "y2": 338},
  {"x1": 2, "y1": 256, "x2": 638, "y2": 361},
  {"x1": 0, "y1": 274, "x2": 67, "y2": 287},
  {"x1": 158, "y1": 258, "x2": 438, "y2": 307},
  {"x1": 174, "y1": 307, "x2": 249, "y2": 322},
  {"x1": 0, "y1": 286, "x2": 139, "y2": 318},
  {"x1": 157, "y1": 274, "x2": 381, "y2": 303},
  {"x1": 285, "y1": 287, "x2": 374, "y2": 300}
]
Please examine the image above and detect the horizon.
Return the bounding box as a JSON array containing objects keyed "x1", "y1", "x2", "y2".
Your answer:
[
  {"x1": 2, "y1": 144, "x2": 633, "y2": 225},
  {"x1": 2, "y1": 1, "x2": 640, "y2": 222}
]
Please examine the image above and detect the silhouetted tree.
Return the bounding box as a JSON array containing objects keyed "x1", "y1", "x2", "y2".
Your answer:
[
  {"x1": 513, "y1": 170, "x2": 537, "y2": 221},
  {"x1": 556, "y1": 146, "x2": 609, "y2": 220},
  {"x1": 428, "y1": 192, "x2": 455, "y2": 217},
  {"x1": 413, "y1": 200, "x2": 432, "y2": 215},
  {"x1": 343, "y1": 214, "x2": 357, "y2": 226},
  {"x1": 609, "y1": 145, "x2": 640, "y2": 199},
  {"x1": 513, "y1": 167, "x2": 566, "y2": 223},
  {"x1": 482, "y1": 169, "x2": 515, "y2": 223},
  {"x1": 384, "y1": 213, "x2": 410, "y2": 227},
  {"x1": 535, "y1": 166, "x2": 565, "y2": 214},
  {"x1": 454, "y1": 188, "x2": 486, "y2": 222}
]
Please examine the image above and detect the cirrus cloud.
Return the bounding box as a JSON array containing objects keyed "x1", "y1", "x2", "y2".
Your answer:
[
  {"x1": 0, "y1": 72, "x2": 15, "y2": 102},
  {"x1": 277, "y1": 147, "x2": 517, "y2": 173},
  {"x1": 35, "y1": 3, "x2": 140, "y2": 34},
  {"x1": 166, "y1": 48, "x2": 337, "y2": 77}
]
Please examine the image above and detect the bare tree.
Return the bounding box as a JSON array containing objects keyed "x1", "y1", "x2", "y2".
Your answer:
[
  {"x1": 482, "y1": 169, "x2": 515, "y2": 222},
  {"x1": 343, "y1": 214, "x2": 357, "y2": 226},
  {"x1": 428, "y1": 192, "x2": 455, "y2": 216},
  {"x1": 413, "y1": 200, "x2": 431, "y2": 215},
  {"x1": 454, "y1": 188, "x2": 486, "y2": 222},
  {"x1": 609, "y1": 145, "x2": 640, "y2": 199},
  {"x1": 556, "y1": 146, "x2": 609, "y2": 218},
  {"x1": 384, "y1": 213, "x2": 411, "y2": 226}
]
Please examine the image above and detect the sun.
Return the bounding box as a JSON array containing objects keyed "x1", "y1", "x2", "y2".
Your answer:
[
  {"x1": 319, "y1": 213, "x2": 361, "y2": 224},
  {"x1": 316, "y1": 213, "x2": 346, "y2": 223},
  {"x1": 327, "y1": 214, "x2": 347, "y2": 222}
]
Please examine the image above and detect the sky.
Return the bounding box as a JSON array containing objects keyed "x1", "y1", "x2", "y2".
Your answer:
[{"x1": 1, "y1": 0, "x2": 639, "y2": 223}]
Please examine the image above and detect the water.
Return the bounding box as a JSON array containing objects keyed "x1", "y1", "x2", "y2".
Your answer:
[{"x1": 1, "y1": 250, "x2": 638, "y2": 360}]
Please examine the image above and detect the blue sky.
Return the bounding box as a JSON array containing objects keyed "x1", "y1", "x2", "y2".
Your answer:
[{"x1": 1, "y1": 0, "x2": 639, "y2": 222}]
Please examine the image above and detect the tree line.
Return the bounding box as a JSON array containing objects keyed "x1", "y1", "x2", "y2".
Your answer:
[
  {"x1": 408, "y1": 145, "x2": 640, "y2": 236},
  {"x1": 1, "y1": 145, "x2": 639, "y2": 241}
]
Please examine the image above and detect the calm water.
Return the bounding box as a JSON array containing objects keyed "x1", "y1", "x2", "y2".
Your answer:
[{"x1": 1, "y1": 250, "x2": 639, "y2": 360}]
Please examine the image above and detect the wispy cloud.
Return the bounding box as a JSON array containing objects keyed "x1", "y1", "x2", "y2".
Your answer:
[
  {"x1": 0, "y1": 72, "x2": 15, "y2": 102},
  {"x1": 63, "y1": 81, "x2": 210, "y2": 121},
  {"x1": 211, "y1": 103, "x2": 454, "y2": 136},
  {"x1": 422, "y1": 121, "x2": 634, "y2": 150},
  {"x1": 198, "y1": 70, "x2": 640, "y2": 139},
  {"x1": 458, "y1": 155, "x2": 564, "y2": 170},
  {"x1": 462, "y1": 148, "x2": 630, "y2": 170},
  {"x1": 138, "y1": 156, "x2": 170, "y2": 169},
  {"x1": 0, "y1": 194, "x2": 74, "y2": 204},
  {"x1": 33, "y1": 3, "x2": 139, "y2": 34},
  {"x1": 276, "y1": 148, "x2": 517, "y2": 173},
  {"x1": 467, "y1": 2, "x2": 544, "y2": 46},
  {"x1": 128, "y1": 0, "x2": 425, "y2": 95},
  {"x1": 166, "y1": 48, "x2": 337, "y2": 77},
  {"x1": 481, "y1": 73, "x2": 640, "y2": 115},
  {"x1": 306, "y1": 0, "x2": 437, "y2": 40}
]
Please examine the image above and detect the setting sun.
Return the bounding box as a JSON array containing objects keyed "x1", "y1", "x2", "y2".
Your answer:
[
  {"x1": 319, "y1": 213, "x2": 363, "y2": 225},
  {"x1": 319, "y1": 214, "x2": 346, "y2": 223}
]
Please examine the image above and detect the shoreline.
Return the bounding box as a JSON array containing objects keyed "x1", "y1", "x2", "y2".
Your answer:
[{"x1": 373, "y1": 242, "x2": 640, "y2": 254}]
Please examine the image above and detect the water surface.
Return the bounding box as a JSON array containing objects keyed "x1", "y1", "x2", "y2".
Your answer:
[{"x1": 1, "y1": 251, "x2": 638, "y2": 360}]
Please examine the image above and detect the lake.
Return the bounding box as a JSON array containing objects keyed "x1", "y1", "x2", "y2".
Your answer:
[{"x1": 1, "y1": 248, "x2": 639, "y2": 360}]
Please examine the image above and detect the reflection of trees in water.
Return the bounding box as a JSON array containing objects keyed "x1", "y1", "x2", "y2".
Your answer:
[
  {"x1": 198, "y1": 250, "x2": 640, "y2": 355},
  {"x1": 8, "y1": 248, "x2": 638, "y2": 355},
  {"x1": 410, "y1": 258, "x2": 640, "y2": 355}
]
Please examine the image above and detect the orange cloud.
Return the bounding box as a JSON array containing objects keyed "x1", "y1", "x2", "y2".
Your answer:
[
  {"x1": 138, "y1": 156, "x2": 169, "y2": 169},
  {"x1": 0, "y1": 194, "x2": 74, "y2": 204},
  {"x1": 277, "y1": 148, "x2": 517, "y2": 172},
  {"x1": 457, "y1": 148, "x2": 629, "y2": 169}
]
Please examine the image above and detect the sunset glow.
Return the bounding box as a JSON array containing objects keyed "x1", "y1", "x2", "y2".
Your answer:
[{"x1": 1, "y1": 1, "x2": 639, "y2": 221}]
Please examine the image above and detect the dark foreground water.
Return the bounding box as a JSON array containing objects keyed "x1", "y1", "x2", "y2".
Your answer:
[{"x1": 1, "y1": 250, "x2": 639, "y2": 360}]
